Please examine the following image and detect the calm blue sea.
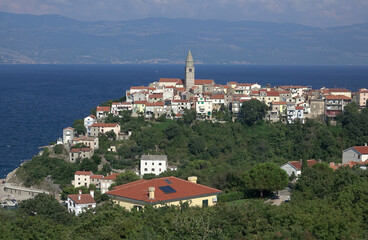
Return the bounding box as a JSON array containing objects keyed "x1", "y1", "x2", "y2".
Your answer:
[{"x1": 1, "y1": 64, "x2": 368, "y2": 178}]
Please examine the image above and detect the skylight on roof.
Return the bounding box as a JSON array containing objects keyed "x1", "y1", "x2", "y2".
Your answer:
[
  {"x1": 159, "y1": 185, "x2": 176, "y2": 194},
  {"x1": 164, "y1": 179, "x2": 172, "y2": 184}
]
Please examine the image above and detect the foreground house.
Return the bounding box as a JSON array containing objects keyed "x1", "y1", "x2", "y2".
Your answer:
[
  {"x1": 106, "y1": 176, "x2": 221, "y2": 211},
  {"x1": 69, "y1": 148, "x2": 94, "y2": 163},
  {"x1": 342, "y1": 145, "x2": 368, "y2": 164},
  {"x1": 67, "y1": 190, "x2": 96, "y2": 216},
  {"x1": 281, "y1": 159, "x2": 318, "y2": 176}
]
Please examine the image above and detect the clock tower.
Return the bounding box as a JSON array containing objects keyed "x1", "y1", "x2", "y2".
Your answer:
[{"x1": 185, "y1": 50, "x2": 195, "y2": 91}]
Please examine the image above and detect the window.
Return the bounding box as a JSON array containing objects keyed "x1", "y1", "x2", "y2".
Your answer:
[
  {"x1": 145, "y1": 162, "x2": 147, "y2": 165},
  {"x1": 159, "y1": 168, "x2": 162, "y2": 172},
  {"x1": 144, "y1": 168, "x2": 147, "y2": 171},
  {"x1": 159, "y1": 163, "x2": 162, "y2": 166},
  {"x1": 152, "y1": 162, "x2": 154, "y2": 165},
  {"x1": 202, "y1": 199, "x2": 208, "y2": 207},
  {"x1": 151, "y1": 168, "x2": 155, "y2": 171}
]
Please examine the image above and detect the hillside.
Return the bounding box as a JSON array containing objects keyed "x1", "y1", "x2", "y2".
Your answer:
[{"x1": 1, "y1": 12, "x2": 368, "y2": 64}]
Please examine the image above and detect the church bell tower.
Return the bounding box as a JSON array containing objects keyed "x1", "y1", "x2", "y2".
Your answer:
[{"x1": 185, "y1": 50, "x2": 195, "y2": 91}]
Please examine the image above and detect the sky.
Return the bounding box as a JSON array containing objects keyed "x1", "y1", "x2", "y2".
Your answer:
[{"x1": 0, "y1": 0, "x2": 367, "y2": 27}]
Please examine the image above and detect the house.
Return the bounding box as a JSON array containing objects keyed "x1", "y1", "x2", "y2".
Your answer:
[
  {"x1": 72, "y1": 136, "x2": 99, "y2": 150},
  {"x1": 69, "y1": 148, "x2": 94, "y2": 163},
  {"x1": 140, "y1": 155, "x2": 168, "y2": 176},
  {"x1": 90, "y1": 123, "x2": 121, "y2": 137},
  {"x1": 196, "y1": 97, "x2": 213, "y2": 120},
  {"x1": 324, "y1": 95, "x2": 352, "y2": 119},
  {"x1": 328, "y1": 88, "x2": 352, "y2": 98},
  {"x1": 67, "y1": 190, "x2": 96, "y2": 216},
  {"x1": 148, "y1": 94, "x2": 163, "y2": 103},
  {"x1": 84, "y1": 115, "x2": 97, "y2": 136},
  {"x1": 342, "y1": 145, "x2": 368, "y2": 164},
  {"x1": 90, "y1": 175, "x2": 103, "y2": 188},
  {"x1": 132, "y1": 100, "x2": 147, "y2": 114},
  {"x1": 171, "y1": 100, "x2": 191, "y2": 115},
  {"x1": 96, "y1": 106, "x2": 111, "y2": 119},
  {"x1": 72, "y1": 171, "x2": 93, "y2": 188},
  {"x1": 329, "y1": 161, "x2": 367, "y2": 171},
  {"x1": 111, "y1": 102, "x2": 132, "y2": 116},
  {"x1": 63, "y1": 127, "x2": 75, "y2": 144},
  {"x1": 158, "y1": 78, "x2": 183, "y2": 88},
  {"x1": 287, "y1": 103, "x2": 304, "y2": 123},
  {"x1": 106, "y1": 176, "x2": 221, "y2": 211},
  {"x1": 195, "y1": 79, "x2": 214, "y2": 93},
  {"x1": 145, "y1": 102, "x2": 165, "y2": 119},
  {"x1": 281, "y1": 159, "x2": 318, "y2": 176},
  {"x1": 269, "y1": 101, "x2": 287, "y2": 122},
  {"x1": 357, "y1": 88, "x2": 368, "y2": 108},
  {"x1": 100, "y1": 173, "x2": 120, "y2": 194}
]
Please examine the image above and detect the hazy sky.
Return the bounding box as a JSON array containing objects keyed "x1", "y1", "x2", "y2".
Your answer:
[{"x1": 0, "y1": 0, "x2": 367, "y2": 27}]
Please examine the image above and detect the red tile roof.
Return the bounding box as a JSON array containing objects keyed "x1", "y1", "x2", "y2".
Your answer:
[
  {"x1": 211, "y1": 94, "x2": 225, "y2": 99},
  {"x1": 358, "y1": 89, "x2": 368, "y2": 93},
  {"x1": 329, "y1": 88, "x2": 351, "y2": 93},
  {"x1": 266, "y1": 91, "x2": 280, "y2": 97},
  {"x1": 131, "y1": 86, "x2": 148, "y2": 90},
  {"x1": 353, "y1": 146, "x2": 368, "y2": 154},
  {"x1": 96, "y1": 106, "x2": 111, "y2": 112},
  {"x1": 236, "y1": 83, "x2": 252, "y2": 87},
  {"x1": 134, "y1": 101, "x2": 147, "y2": 104},
  {"x1": 64, "y1": 127, "x2": 75, "y2": 130},
  {"x1": 106, "y1": 176, "x2": 221, "y2": 203},
  {"x1": 68, "y1": 194, "x2": 96, "y2": 204},
  {"x1": 146, "y1": 102, "x2": 164, "y2": 107},
  {"x1": 70, "y1": 148, "x2": 92, "y2": 153},
  {"x1": 75, "y1": 171, "x2": 92, "y2": 176},
  {"x1": 288, "y1": 159, "x2": 318, "y2": 170},
  {"x1": 325, "y1": 95, "x2": 352, "y2": 100},
  {"x1": 172, "y1": 100, "x2": 189, "y2": 103},
  {"x1": 295, "y1": 106, "x2": 303, "y2": 110},
  {"x1": 87, "y1": 115, "x2": 96, "y2": 119},
  {"x1": 149, "y1": 94, "x2": 163, "y2": 98},
  {"x1": 91, "y1": 123, "x2": 119, "y2": 128},
  {"x1": 103, "y1": 173, "x2": 120, "y2": 180},
  {"x1": 228, "y1": 82, "x2": 238, "y2": 84},
  {"x1": 195, "y1": 79, "x2": 214, "y2": 85},
  {"x1": 91, "y1": 175, "x2": 103, "y2": 179}
]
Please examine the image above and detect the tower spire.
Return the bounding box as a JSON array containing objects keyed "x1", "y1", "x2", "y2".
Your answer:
[{"x1": 185, "y1": 50, "x2": 195, "y2": 91}]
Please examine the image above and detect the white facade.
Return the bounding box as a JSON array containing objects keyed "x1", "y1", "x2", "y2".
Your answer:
[
  {"x1": 84, "y1": 115, "x2": 97, "y2": 136},
  {"x1": 281, "y1": 163, "x2": 301, "y2": 176},
  {"x1": 140, "y1": 155, "x2": 168, "y2": 176},
  {"x1": 67, "y1": 191, "x2": 96, "y2": 216},
  {"x1": 73, "y1": 171, "x2": 92, "y2": 188},
  {"x1": 111, "y1": 102, "x2": 132, "y2": 116},
  {"x1": 63, "y1": 127, "x2": 74, "y2": 144},
  {"x1": 171, "y1": 100, "x2": 191, "y2": 114},
  {"x1": 196, "y1": 97, "x2": 213, "y2": 119}
]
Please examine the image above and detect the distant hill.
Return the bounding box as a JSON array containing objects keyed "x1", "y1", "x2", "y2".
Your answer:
[{"x1": 0, "y1": 12, "x2": 368, "y2": 64}]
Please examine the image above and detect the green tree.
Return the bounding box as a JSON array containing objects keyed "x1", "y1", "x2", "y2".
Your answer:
[
  {"x1": 239, "y1": 99, "x2": 268, "y2": 125},
  {"x1": 182, "y1": 108, "x2": 196, "y2": 125},
  {"x1": 73, "y1": 119, "x2": 86, "y2": 135},
  {"x1": 114, "y1": 171, "x2": 140, "y2": 186},
  {"x1": 243, "y1": 162, "x2": 289, "y2": 197}
]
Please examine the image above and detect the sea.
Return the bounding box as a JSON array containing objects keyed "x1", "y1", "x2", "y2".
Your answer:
[{"x1": 1, "y1": 64, "x2": 368, "y2": 179}]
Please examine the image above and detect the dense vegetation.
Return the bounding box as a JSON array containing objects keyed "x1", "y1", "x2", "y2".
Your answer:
[{"x1": 2, "y1": 164, "x2": 368, "y2": 239}]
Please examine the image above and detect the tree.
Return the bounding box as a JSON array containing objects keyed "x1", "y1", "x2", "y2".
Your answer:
[
  {"x1": 73, "y1": 119, "x2": 86, "y2": 135},
  {"x1": 239, "y1": 99, "x2": 268, "y2": 125},
  {"x1": 114, "y1": 171, "x2": 140, "y2": 186},
  {"x1": 182, "y1": 109, "x2": 196, "y2": 125},
  {"x1": 188, "y1": 136, "x2": 206, "y2": 156},
  {"x1": 243, "y1": 163, "x2": 289, "y2": 197}
]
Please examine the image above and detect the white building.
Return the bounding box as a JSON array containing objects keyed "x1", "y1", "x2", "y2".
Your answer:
[
  {"x1": 342, "y1": 145, "x2": 368, "y2": 164},
  {"x1": 140, "y1": 155, "x2": 168, "y2": 176},
  {"x1": 72, "y1": 171, "x2": 92, "y2": 188},
  {"x1": 84, "y1": 115, "x2": 97, "y2": 136},
  {"x1": 96, "y1": 106, "x2": 111, "y2": 119},
  {"x1": 90, "y1": 123, "x2": 121, "y2": 137},
  {"x1": 63, "y1": 127, "x2": 75, "y2": 144},
  {"x1": 281, "y1": 160, "x2": 318, "y2": 176},
  {"x1": 67, "y1": 190, "x2": 96, "y2": 216},
  {"x1": 111, "y1": 102, "x2": 132, "y2": 116},
  {"x1": 196, "y1": 97, "x2": 213, "y2": 120},
  {"x1": 72, "y1": 136, "x2": 99, "y2": 150},
  {"x1": 171, "y1": 100, "x2": 191, "y2": 114},
  {"x1": 100, "y1": 173, "x2": 120, "y2": 194}
]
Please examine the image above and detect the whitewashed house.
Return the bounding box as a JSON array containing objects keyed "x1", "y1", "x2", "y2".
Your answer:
[
  {"x1": 342, "y1": 145, "x2": 368, "y2": 164},
  {"x1": 140, "y1": 155, "x2": 168, "y2": 176},
  {"x1": 196, "y1": 97, "x2": 213, "y2": 120},
  {"x1": 84, "y1": 115, "x2": 97, "y2": 136},
  {"x1": 111, "y1": 102, "x2": 132, "y2": 116},
  {"x1": 63, "y1": 127, "x2": 75, "y2": 144},
  {"x1": 67, "y1": 190, "x2": 96, "y2": 216}
]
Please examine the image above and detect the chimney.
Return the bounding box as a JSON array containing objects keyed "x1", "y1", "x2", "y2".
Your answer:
[
  {"x1": 188, "y1": 176, "x2": 197, "y2": 184},
  {"x1": 78, "y1": 190, "x2": 82, "y2": 201},
  {"x1": 365, "y1": 143, "x2": 367, "y2": 146},
  {"x1": 90, "y1": 190, "x2": 94, "y2": 198},
  {"x1": 148, "y1": 187, "x2": 155, "y2": 199}
]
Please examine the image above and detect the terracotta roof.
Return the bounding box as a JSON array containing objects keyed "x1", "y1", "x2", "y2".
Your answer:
[
  {"x1": 358, "y1": 89, "x2": 368, "y2": 93},
  {"x1": 211, "y1": 94, "x2": 225, "y2": 99},
  {"x1": 329, "y1": 88, "x2": 351, "y2": 93},
  {"x1": 288, "y1": 159, "x2": 318, "y2": 170},
  {"x1": 91, "y1": 123, "x2": 119, "y2": 128},
  {"x1": 70, "y1": 148, "x2": 92, "y2": 153},
  {"x1": 325, "y1": 95, "x2": 352, "y2": 100},
  {"x1": 236, "y1": 83, "x2": 252, "y2": 87},
  {"x1": 228, "y1": 82, "x2": 238, "y2": 84},
  {"x1": 87, "y1": 115, "x2": 96, "y2": 119},
  {"x1": 64, "y1": 127, "x2": 75, "y2": 130},
  {"x1": 148, "y1": 87, "x2": 156, "y2": 90},
  {"x1": 106, "y1": 176, "x2": 221, "y2": 203},
  {"x1": 295, "y1": 106, "x2": 303, "y2": 110},
  {"x1": 146, "y1": 102, "x2": 164, "y2": 107},
  {"x1": 195, "y1": 79, "x2": 214, "y2": 85},
  {"x1": 278, "y1": 91, "x2": 290, "y2": 94},
  {"x1": 251, "y1": 91, "x2": 260, "y2": 95},
  {"x1": 272, "y1": 101, "x2": 287, "y2": 105},
  {"x1": 96, "y1": 106, "x2": 111, "y2": 112},
  {"x1": 172, "y1": 100, "x2": 189, "y2": 103},
  {"x1": 75, "y1": 171, "x2": 92, "y2": 176},
  {"x1": 91, "y1": 175, "x2": 103, "y2": 179},
  {"x1": 353, "y1": 146, "x2": 368, "y2": 154},
  {"x1": 68, "y1": 194, "x2": 96, "y2": 204},
  {"x1": 203, "y1": 92, "x2": 212, "y2": 96},
  {"x1": 133, "y1": 101, "x2": 147, "y2": 104},
  {"x1": 159, "y1": 78, "x2": 181, "y2": 83},
  {"x1": 266, "y1": 91, "x2": 280, "y2": 97},
  {"x1": 149, "y1": 94, "x2": 163, "y2": 98},
  {"x1": 103, "y1": 173, "x2": 120, "y2": 180},
  {"x1": 176, "y1": 87, "x2": 186, "y2": 91}
]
